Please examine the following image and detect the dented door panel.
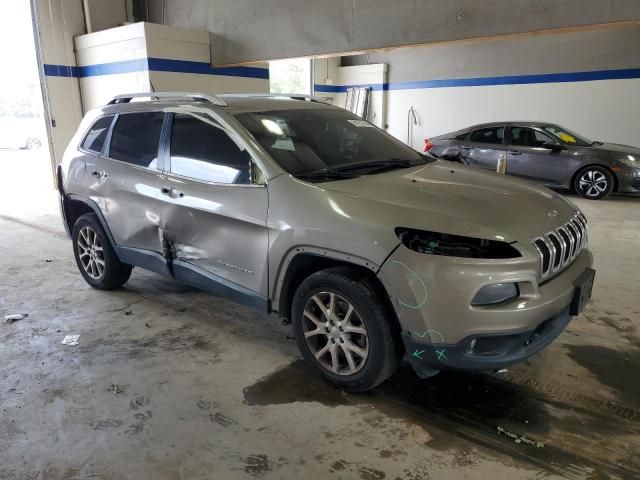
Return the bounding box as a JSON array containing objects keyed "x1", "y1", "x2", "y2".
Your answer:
[
  {"x1": 87, "y1": 157, "x2": 165, "y2": 254},
  {"x1": 157, "y1": 174, "x2": 269, "y2": 297}
]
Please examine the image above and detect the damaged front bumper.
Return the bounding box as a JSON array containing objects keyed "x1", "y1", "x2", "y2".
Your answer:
[
  {"x1": 402, "y1": 306, "x2": 572, "y2": 377},
  {"x1": 377, "y1": 243, "x2": 593, "y2": 377}
]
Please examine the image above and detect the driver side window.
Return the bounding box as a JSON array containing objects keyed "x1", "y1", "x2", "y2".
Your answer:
[
  {"x1": 169, "y1": 114, "x2": 252, "y2": 185},
  {"x1": 510, "y1": 127, "x2": 555, "y2": 148}
]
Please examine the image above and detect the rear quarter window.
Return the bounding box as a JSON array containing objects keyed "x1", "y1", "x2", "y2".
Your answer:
[{"x1": 81, "y1": 115, "x2": 114, "y2": 154}]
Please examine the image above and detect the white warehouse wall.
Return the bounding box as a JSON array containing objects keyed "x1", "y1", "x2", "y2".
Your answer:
[
  {"x1": 384, "y1": 79, "x2": 640, "y2": 151},
  {"x1": 316, "y1": 24, "x2": 640, "y2": 150},
  {"x1": 75, "y1": 22, "x2": 270, "y2": 112}
]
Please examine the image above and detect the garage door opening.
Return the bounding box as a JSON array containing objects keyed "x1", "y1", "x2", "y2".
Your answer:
[
  {"x1": 269, "y1": 58, "x2": 312, "y2": 95},
  {"x1": 0, "y1": 1, "x2": 54, "y2": 220}
]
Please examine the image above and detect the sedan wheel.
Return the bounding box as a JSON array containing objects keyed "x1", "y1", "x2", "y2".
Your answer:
[
  {"x1": 574, "y1": 166, "x2": 613, "y2": 200},
  {"x1": 302, "y1": 292, "x2": 369, "y2": 375}
]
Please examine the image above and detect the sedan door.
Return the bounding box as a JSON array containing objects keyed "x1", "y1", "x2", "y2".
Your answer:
[
  {"x1": 157, "y1": 111, "x2": 269, "y2": 310},
  {"x1": 458, "y1": 126, "x2": 507, "y2": 171},
  {"x1": 505, "y1": 126, "x2": 569, "y2": 186}
]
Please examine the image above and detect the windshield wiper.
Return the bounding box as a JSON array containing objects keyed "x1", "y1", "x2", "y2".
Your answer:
[
  {"x1": 332, "y1": 158, "x2": 428, "y2": 174},
  {"x1": 591, "y1": 141, "x2": 603, "y2": 146},
  {"x1": 295, "y1": 170, "x2": 358, "y2": 181}
]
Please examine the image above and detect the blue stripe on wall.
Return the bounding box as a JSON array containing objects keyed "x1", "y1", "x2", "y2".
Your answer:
[
  {"x1": 77, "y1": 59, "x2": 149, "y2": 77},
  {"x1": 43, "y1": 58, "x2": 269, "y2": 80},
  {"x1": 314, "y1": 68, "x2": 640, "y2": 93},
  {"x1": 43, "y1": 64, "x2": 79, "y2": 77}
]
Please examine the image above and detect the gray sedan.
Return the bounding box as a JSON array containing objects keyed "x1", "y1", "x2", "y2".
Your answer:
[{"x1": 427, "y1": 122, "x2": 640, "y2": 199}]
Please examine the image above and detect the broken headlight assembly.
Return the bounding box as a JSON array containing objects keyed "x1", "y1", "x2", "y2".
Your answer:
[{"x1": 395, "y1": 228, "x2": 521, "y2": 259}]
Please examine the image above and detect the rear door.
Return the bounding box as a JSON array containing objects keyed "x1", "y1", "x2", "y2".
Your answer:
[
  {"x1": 459, "y1": 126, "x2": 506, "y2": 170},
  {"x1": 157, "y1": 111, "x2": 269, "y2": 307},
  {"x1": 505, "y1": 126, "x2": 569, "y2": 185},
  {"x1": 86, "y1": 110, "x2": 169, "y2": 274}
]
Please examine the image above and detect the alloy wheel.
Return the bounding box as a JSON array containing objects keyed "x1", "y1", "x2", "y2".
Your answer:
[
  {"x1": 77, "y1": 226, "x2": 105, "y2": 279},
  {"x1": 302, "y1": 291, "x2": 369, "y2": 375},
  {"x1": 578, "y1": 170, "x2": 608, "y2": 198}
]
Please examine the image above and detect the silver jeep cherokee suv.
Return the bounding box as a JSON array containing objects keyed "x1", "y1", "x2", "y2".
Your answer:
[{"x1": 58, "y1": 92, "x2": 595, "y2": 391}]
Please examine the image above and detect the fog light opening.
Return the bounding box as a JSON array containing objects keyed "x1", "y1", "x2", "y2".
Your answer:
[{"x1": 471, "y1": 283, "x2": 519, "y2": 306}]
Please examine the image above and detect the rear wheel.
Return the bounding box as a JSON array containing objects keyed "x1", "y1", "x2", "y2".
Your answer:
[
  {"x1": 291, "y1": 267, "x2": 400, "y2": 392},
  {"x1": 72, "y1": 213, "x2": 132, "y2": 289},
  {"x1": 574, "y1": 166, "x2": 613, "y2": 200}
]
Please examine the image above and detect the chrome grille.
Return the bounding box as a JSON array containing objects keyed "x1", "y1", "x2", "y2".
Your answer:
[{"x1": 532, "y1": 212, "x2": 588, "y2": 280}]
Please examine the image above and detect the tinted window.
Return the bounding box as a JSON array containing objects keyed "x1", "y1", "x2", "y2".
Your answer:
[
  {"x1": 233, "y1": 108, "x2": 423, "y2": 176},
  {"x1": 510, "y1": 127, "x2": 554, "y2": 148},
  {"x1": 170, "y1": 114, "x2": 251, "y2": 184},
  {"x1": 82, "y1": 115, "x2": 113, "y2": 154},
  {"x1": 109, "y1": 112, "x2": 164, "y2": 168},
  {"x1": 454, "y1": 131, "x2": 470, "y2": 141},
  {"x1": 469, "y1": 127, "x2": 504, "y2": 145}
]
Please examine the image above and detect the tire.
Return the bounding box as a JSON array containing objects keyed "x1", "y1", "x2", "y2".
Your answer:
[
  {"x1": 574, "y1": 166, "x2": 614, "y2": 200},
  {"x1": 291, "y1": 267, "x2": 401, "y2": 392},
  {"x1": 72, "y1": 213, "x2": 132, "y2": 290}
]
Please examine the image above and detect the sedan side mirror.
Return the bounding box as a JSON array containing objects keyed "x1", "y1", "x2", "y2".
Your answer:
[{"x1": 542, "y1": 141, "x2": 566, "y2": 151}]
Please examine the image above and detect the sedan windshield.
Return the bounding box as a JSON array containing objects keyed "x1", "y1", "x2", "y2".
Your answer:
[
  {"x1": 542, "y1": 125, "x2": 593, "y2": 147},
  {"x1": 234, "y1": 108, "x2": 428, "y2": 180}
]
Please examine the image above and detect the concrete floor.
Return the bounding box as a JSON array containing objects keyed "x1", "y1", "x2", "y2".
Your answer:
[{"x1": 1, "y1": 152, "x2": 639, "y2": 479}]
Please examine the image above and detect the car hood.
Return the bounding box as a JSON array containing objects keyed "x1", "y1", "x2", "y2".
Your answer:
[
  {"x1": 320, "y1": 161, "x2": 578, "y2": 244},
  {"x1": 590, "y1": 142, "x2": 640, "y2": 156}
]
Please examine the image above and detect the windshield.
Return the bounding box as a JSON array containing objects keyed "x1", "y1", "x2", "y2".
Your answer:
[
  {"x1": 233, "y1": 108, "x2": 426, "y2": 178},
  {"x1": 542, "y1": 125, "x2": 593, "y2": 147}
]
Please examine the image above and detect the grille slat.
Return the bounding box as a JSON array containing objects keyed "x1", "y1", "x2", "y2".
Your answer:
[{"x1": 532, "y1": 212, "x2": 588, "y2": 280}]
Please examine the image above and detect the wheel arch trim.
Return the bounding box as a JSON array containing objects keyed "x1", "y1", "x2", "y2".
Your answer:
[{"x1": 272, "y1": 246, "x2": 381, "y2": 317}]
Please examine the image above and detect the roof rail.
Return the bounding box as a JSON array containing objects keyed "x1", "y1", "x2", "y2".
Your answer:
[
  {"x1": 107, "y1": 92, "x2": 227, "y2": 106},
  {"x1": 219, "y1": 93, "x2": 331, "y2": 104}
]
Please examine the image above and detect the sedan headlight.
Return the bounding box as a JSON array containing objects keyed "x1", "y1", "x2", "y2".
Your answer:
[{"x1": 395, "y1": 228, "x2": 521, "y2": 259}]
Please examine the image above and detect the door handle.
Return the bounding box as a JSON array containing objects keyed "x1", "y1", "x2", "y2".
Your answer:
[
  {"x1": 461, "y1": 145, "x2": 472, "y2": 150},
  {"x1": 161, "y1": 186, "x2": 184, "y2": 198},
  {"x1": 508, "y1": 150, "x2": 522, "y2": 155}
]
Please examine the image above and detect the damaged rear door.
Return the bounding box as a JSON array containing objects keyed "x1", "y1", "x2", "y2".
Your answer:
[
  {"x1": 157, "y1": 111, "x2": 269, "y2": 310},
  {"x1": 87, "y1": 110, "x2": 170, "y2": 276}
]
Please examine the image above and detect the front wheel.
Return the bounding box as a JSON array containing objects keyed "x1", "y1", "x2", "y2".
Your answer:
[
  {"x1": 574, "y1": 166, "x2": 613, "y2": 200},
  {"x1": 291, "y1": 267, "x2": 401, "y2": 392}
]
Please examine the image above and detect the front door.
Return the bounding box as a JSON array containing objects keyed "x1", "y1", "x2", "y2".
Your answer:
[
  {"x1": 505, "y1": 126, "x2": 569, "y2": 185},
  {"x1": 459, "y1": 125, "x2": 506, "y2": 171},
  {"x1": 157, "y1": 111, "x2": 269, "y2": 308}
]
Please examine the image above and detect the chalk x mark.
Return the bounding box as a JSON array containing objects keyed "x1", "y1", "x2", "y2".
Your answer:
[{"x1": 436, "y1": 349, "x2": 447, "y2": 361}]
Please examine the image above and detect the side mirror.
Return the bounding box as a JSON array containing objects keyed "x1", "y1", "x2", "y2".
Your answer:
[
  {"x1": 441, "y1": 146, "x2": 462, "y2": 161},
  {"x1": 542, "y1": 141, "x2": 565, "y2": 151}
]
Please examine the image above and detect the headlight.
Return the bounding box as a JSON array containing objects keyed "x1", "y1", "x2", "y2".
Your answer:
[
  {"x1": 472, "y1": 283, "x2": 519, "y2": 306},
  {"x1": 395, "y1": 228, "x2": 521, "y2": 259}
]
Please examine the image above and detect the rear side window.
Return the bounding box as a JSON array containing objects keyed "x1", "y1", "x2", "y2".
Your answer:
[
  {"x1": 469, "y1": 127, "x2": 504, "y2": 145},
  {"x1": 169, "y1": 113, "x2": 251, "y2": 184},
  {"x1": 81, "y1": 115, "x2": 113, "y2": 154},
  {"x1": 108, "y1": 112, "x2": 164, "y2": 168}
]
